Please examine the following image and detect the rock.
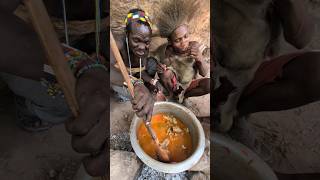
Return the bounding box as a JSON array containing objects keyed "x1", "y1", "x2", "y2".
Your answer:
[
  {"x1": 110, "y1": 132, "x2": 132, "y2": 151},
  {"x1": 110, "y1": 150, "x2": 142, "y2": 180},
  {"x1": 110, "y1": 96, "x2": 134, "y2": 135},
  {"x1": 183, "y1": 94, "x2": 210, "y2": 118},
  {"x1": 190, "y1": 172, "x2": 209, "y2": 180},
  {"x1": 137, "y1": 164, "x2": 189, "y2": 180}
]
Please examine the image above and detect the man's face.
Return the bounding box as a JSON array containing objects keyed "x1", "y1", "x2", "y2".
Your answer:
[
  {"x1": 170, "y1": 25, "x2": 190, "y2": 54},
  {"x1": 128, "y1": 22, "x2": 151, "y2": 58}
]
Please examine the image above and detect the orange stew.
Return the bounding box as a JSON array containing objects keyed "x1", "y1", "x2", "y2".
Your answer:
[{"x1": 137, "y1": 113, "x2": 193, "y2": 162}]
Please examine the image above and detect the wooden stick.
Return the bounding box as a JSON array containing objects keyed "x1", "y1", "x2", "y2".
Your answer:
[
  {"x1": 24, "y1": 0, "x2": 79, "y2": 116},
  {"x1": 24, "y1": 0, "x2": 106, "y2": 178},
  {"x1": 110, "y1": 31, "x2": 134, "y2": 97}
]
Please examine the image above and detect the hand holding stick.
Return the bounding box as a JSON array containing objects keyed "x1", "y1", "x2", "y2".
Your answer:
[{"x1": 110, "y1": 31, "x2": 170, "y2": 162}]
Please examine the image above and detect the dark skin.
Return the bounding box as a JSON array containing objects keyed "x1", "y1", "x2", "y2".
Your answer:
[
  {"x1": 65, "y1": 68, "x2": 108, "y2": 176},
  {"x1": 236, "y1": 0, "x2": 319, "y2": 117},
  {"x1": 170, "y1": 25, "x2": 207, "y2": 77},
  {"x1": 126, "y1": 23, "x2": 165, "y2": 94},
  {"x1": 238, "y1": 52, "x2": 320, "y2": 116},
  {"x1": 158, "y1": 25, "x2": 210, "y2": 98},
  {"x1": 215, "y1": 0, "x2": 320, "y2": 178},
  {"x1": 110, "y1": 21, "x2": 155, "y2": 123},
  {"x1": 0, "y1": 1, "x2": 107, "y2": 176}
]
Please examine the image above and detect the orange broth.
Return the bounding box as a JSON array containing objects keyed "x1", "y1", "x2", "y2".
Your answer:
[{"x1": 137, "y1": 113, "x2": 193, "y2": 162}]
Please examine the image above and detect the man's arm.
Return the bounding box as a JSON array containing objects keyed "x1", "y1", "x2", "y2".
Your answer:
[
  {"x1": 275, "y1": 0, "x2": 314, "y2": 49},
  {"x1": 0, "y1": 10, "x2": 45, "y2": 80},
  {"x1": 190, "y1": 42, "x2": 208, "y2": 77},
  {"x1": 195, "y1": 58, "x2": 208, "y2": 77}
]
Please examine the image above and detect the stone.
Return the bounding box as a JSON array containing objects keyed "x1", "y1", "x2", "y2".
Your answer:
[
  {"x1": 110, "y1": 150, "x2": 142, "y2": 180},
  {"x1": 183, "y1": 94, "x2": 210, "y2": 118},
  {"x1": 137, "y1": 164, "x2": 189, "y2": 180},
  {"x1": 190, "y1": 172, "x2": 209, "y2": 180},
  {"x1": 110, "y1": 96, "x2": 134, "y2": 135}
]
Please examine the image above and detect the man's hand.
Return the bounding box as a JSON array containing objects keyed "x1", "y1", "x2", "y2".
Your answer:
[
  {"x1": 190, "y1": 42, "x2": 208, "y2": 76},
  {"x1": 155, "y1": 81, "x2": 165, "y2": 93},
  {"x1": 65, "y1": 68, "x2": 108, "y2": 177},
  {"x1": 157, "y1": 63, "x2": 167, "y2": 74},
  {"x1": 190, "y1": 42, "x2": 203, "y2": 62},
  {"x1": 131, "y1": 83, "x2": 155, "y2": 123}
]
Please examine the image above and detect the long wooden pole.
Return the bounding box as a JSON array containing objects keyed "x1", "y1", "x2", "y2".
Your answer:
[
  {"x1": 110, "y1": 31, "x2": 134, "y2": 97},
  {"x1": 24, "y1": 0, "x2": 106, "y2": 179},
  {"x1": 24, "y1": 0, "x2": 79, "y2": 116}
]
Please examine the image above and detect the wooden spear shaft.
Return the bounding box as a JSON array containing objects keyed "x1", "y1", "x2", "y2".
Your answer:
[
  {"x1": 110, "y1": 31, "x2": 134, "y2": 97},
  {"x1": 24, "y1": 0, "x2": 106, "y2": 179},
  {"x1": 24, "y1": 0, "x2": 79, "y2": 116}
]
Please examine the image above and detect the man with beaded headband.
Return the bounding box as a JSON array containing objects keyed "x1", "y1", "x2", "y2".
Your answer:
[
  {"x1": 151, "y1": 0, "x2": 210, "y2": 103},
  {"x1": 111, "y1": 8, "x2": 163, "y2": 123}
]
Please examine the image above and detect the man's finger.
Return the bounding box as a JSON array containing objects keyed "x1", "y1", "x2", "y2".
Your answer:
[
  {"x1": 135, "y1": 97, "x2": 150, "y2": 117},
  {"x1": 83, "y1": 144, "x2": 107, "y2": 177},
  {"x1": 133, "y1": 94, "x2": 147, "y2": 111},
  {"x1": 131, "y1": 98, "x2": 138, "y2": 105},
  {"x1": 66, "y1": 92, "x2": 106, "y2": 135},
  {"x1": 190, "y1": 50, "x2": 198, "y2": 55},
  {"x1": 71, "y1": 112, "x2": 107, "y2": 153},
  {"x1": 132, "y1": 92, "x2": 144, "y2": 110},
  {"x1": 146, "y1": 105, "x2": 153, "y2": 123},
  {"x1": 139, "y1": 97, "x2": 153, "y2": 119}
]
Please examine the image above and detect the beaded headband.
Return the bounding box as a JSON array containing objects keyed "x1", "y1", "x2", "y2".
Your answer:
[{"x1": 124, "y1": 10, "x2": 151, "y2": 27}]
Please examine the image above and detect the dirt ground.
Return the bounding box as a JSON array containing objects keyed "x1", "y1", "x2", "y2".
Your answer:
[{"x1": 0, "y1": 90, "x2": 83, "y2": 180}]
